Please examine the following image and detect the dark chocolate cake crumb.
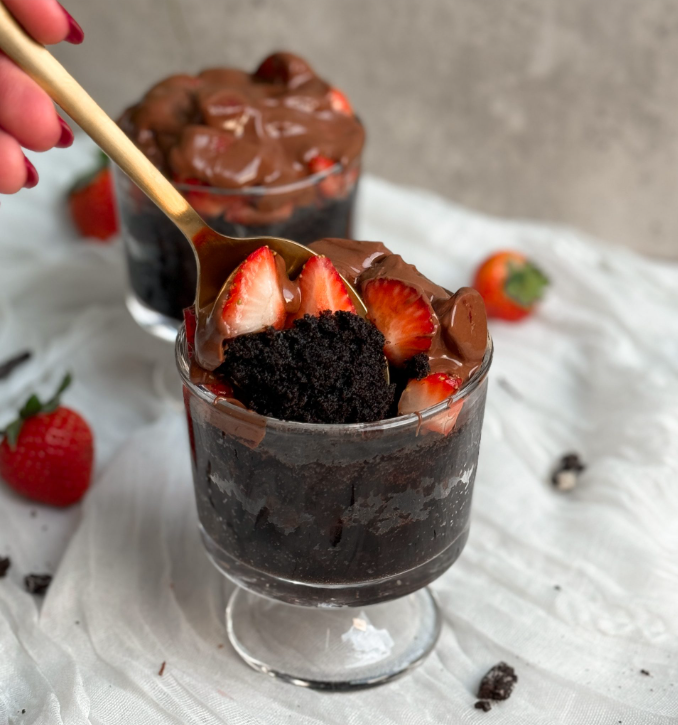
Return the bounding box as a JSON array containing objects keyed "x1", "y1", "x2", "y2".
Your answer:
[
  {"x1": 475, "y1": 700, "x2": 492, "y2": 712},
  {"x1": 218, "y1": 311, "x2": 395, "y2": 424},
  {"x1": 24, "y1": 574, "x2": 52, "y2": 595},
  {"x1": 551, "y1": 452, "x2": 586, "y2": 491},
  {"x1": 477, "y1": 662, "x2": 518, "y2": 701},
  {"x1": 0, "y1": 556, "x2": 10, "y2": 578},
  {"x1": 640, "y1": 669, "x2": 651, "y2": 676},
  {"x1": 404, "y1": 352, "x2": 430, "y2": 381}
]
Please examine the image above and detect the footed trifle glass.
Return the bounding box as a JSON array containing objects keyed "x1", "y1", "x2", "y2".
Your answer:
[{"x1": 176, "y1": 328, "x2": 492, "y2": 690}]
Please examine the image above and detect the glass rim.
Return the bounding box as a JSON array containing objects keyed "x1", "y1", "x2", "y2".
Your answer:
[
  {"x1": 113, "y1": 158, "x2": 357, "y2": 198},
  {"x1": 176, "y1": 326, "x2": 493, "y2": 434}
]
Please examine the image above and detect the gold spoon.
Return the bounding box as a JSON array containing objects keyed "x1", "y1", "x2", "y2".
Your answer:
[{"x1": 0, "y1": 1, "x2": 367, "y2": 319}]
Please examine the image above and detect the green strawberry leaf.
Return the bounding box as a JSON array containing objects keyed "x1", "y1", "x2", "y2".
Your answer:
[
  {"x1": 504, "y1": 261, "x2": 549, "y2": 309},
  {"x1": 1, "y1": 373, "x2": 72, "y2": 449},
  {"x1": 4, "y1": 419, "x2": 24, "y2": 450},
  {"x1": 20, "y1": 394, "x2": 42, "y2": 418}
]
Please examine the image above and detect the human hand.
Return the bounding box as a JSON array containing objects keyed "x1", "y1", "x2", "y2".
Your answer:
[{"x1": 0, "y1": 0, "x2": 83, "y2": 193}]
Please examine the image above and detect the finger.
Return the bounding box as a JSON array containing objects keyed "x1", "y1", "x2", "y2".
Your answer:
[
  {"x1": 2, "y1": 0, "x2": 83, "y2": 46},
  {"x1": 0, "y1": 54, "x2": 61, "y2": 151},
  {"x1": 0, "y1": 129, "x2": 37, "y2": 193}
]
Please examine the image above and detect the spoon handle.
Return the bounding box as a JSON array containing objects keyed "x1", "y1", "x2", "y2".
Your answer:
[{"x1": 0, "y1": 2, "x2": 204, "y2": 242}]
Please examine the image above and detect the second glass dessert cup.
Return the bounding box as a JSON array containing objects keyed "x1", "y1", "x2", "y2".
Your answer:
[
  {"x1": 177, "y1": 329, "x2": 493, "y2": 690},
  {"x1": 114, "y1": 161, "x2": 360, "y2": 342}
]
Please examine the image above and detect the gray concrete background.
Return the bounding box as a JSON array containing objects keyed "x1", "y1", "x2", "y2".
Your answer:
[{"x1": 54, "y1": 0, "x2": 678, "y2": 258}]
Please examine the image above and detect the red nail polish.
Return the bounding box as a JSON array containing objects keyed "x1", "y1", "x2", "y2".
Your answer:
[
  {"x1": 56, "y1": 116, "x2": 74, "y2": 148},
  {"x1": 58, "y1": 3, "x2": 84, "y2": 45},
  {"x1": 23, "y1": 157, "x2": 39, "y2": 189}
]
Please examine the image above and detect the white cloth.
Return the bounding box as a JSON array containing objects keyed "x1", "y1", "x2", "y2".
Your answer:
[{"x1": 1, "y1": 137, "x2": 677, "y2": 724}]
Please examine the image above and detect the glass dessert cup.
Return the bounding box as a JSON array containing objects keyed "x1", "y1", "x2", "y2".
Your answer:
[
  {"x1": 177, "y1": 328, "x2": 493, "y2": 689},
  {"x1": 114, "y1": 161, "x2": 360, "y2": 342}
]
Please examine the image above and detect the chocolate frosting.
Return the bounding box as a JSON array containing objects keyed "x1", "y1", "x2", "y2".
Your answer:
[{"x1": 119, "y1": 52, "x2": 365, "y2": 192}]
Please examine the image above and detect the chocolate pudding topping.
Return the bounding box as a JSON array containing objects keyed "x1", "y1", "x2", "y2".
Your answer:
[
  {"x1": 191, "y1": 238, "x2": 488, "y2": 415},
  {"x1": 119, "y1": 52, "x2": 364, "y2": 192},
  {"x1": 359, "y1": 253, "x2": 450, "y2": 305},
  {"x1": 309, "y1": 238, "x2": 391, "y2": 286}
]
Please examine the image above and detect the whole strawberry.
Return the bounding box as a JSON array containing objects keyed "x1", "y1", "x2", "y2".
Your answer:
[
  {"x1": 68, "y1": 153, "x2": 118, "y2": 241},
  {"x1": 0, "y1": 375, "x2": 94, "y2": 507},
  {"x1": 473, "y1": 251, "x2": 549, "y2": 321}
]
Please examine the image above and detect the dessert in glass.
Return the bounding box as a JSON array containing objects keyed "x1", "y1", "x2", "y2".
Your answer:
[
  {"x1": 116, "y1": 52, "x2": 364, "y2": 340},
  {"x1": 176, "y1": 238, "x2": 492, "y2": 689}
]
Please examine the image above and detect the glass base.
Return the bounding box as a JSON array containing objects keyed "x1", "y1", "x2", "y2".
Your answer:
[
  {"x1": 226, "y1": 587, "x2": 441, "y2": 690},
  {"x1": 126, "y1": 292, "x2": 180, "y2": 343}
]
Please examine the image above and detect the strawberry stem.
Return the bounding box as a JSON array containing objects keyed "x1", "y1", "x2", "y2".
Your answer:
[
  {"x1": 1, "y1": 373, "x2": 72, "y2": 449},
  {"x1": 68, "y1": 152, "x2": 109, "y2": 195},
  {"x1": 504, "y1": 261, "x2": 549, "y2": 308}
]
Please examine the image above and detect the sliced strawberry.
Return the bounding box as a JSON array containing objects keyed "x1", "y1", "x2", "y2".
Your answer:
[
  {"x1": 226, "y1": 199, "x2": 294, "y2": 226},
  {"x1": 219, "y1": 246, "x2": 286, "y2": 338},
  {"x1": 362, "y1": 279, "x2": 436, "y2": 365},
  {"x1": 289, "y1": 256, "x2": 355, "y2": 323},
  {"x1": 308, "y1": 154, "x2": 345, "y2": 199},
  {"x1": 328, "y1": 87, "x2": 353, "y2": 115},
  {"x1": 175, "y1": 174, "x2": 235, "y2": 219},
  {"x1": 203, "y1": 378, "x2": 234, "y2": 398},
  {"x1": 184, "y1": 189, "x2": 234, "y2": 219},
  {"x1": 398, "y1": 373, "x2": 463, "y2": 434},
  {"x1": 308, "y1": 155, "x2": 335, "y2": 174},
  {"x1": 183, "y1": 306, "x2": 197, "y2": 357}
]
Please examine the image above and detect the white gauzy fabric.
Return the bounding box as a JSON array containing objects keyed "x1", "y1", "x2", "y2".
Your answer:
[{"x1": 1, "y1": 138, "x2": 677, "y2": 724}]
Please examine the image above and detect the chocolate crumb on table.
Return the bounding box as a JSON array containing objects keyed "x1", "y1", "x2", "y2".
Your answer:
[
  {"x1": 0, "y1": 350, "x2": 31, "y2": 380},
  {"x1": 0, "y1": 556, "x2": 10, "y2": 578},
  {"x1": 477, "y1": 662, "x2": 518, "y2": 701},
  {"x1": 551, "y1": 452, "x2": 586, "y2": 491},
  {"x1": 24, "y1": 574, "x2": 52, "y2": 595},
  {"x1": 474, "y1": 700, "x2": 492, "y2": 712}
]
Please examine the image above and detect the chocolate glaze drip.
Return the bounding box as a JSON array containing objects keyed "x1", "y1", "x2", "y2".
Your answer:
[{"x1": 118, "y1": 52, "x2": 365, "y2": 192}]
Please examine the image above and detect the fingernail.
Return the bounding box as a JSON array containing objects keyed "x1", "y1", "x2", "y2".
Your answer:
[
  {"x1": 58, "y1": 3, "x2": 84, "y2": 45},
  {"x1": 23, "y1": 157, "x2": 39, "y2": 189},
  {"x1": 56, "y1": 116, "x2": 74, "y2": 148}
]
